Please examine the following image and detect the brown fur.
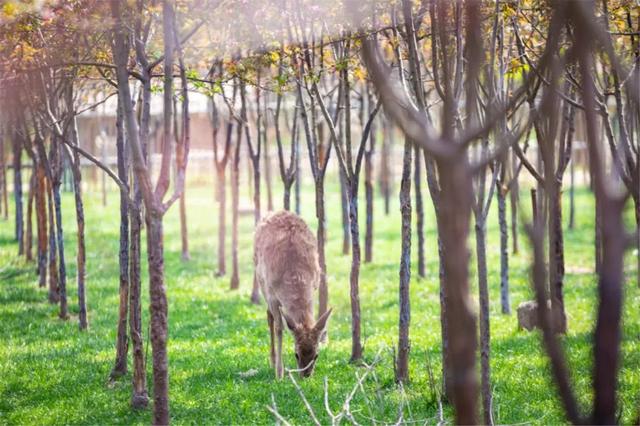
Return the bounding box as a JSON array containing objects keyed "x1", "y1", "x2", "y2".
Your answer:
[{"x1": 254, "y1": 210, "x2": 332, "y2": 378}]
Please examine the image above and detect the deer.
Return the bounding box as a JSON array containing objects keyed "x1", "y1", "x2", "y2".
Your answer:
[{"x1": 254, "y1": 210, "x2": 332, "y2": 379}]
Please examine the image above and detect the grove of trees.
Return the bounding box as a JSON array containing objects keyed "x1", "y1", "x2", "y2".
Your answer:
[{"x1": 0, "y1": 0, "x2": 638, "y2": 424}]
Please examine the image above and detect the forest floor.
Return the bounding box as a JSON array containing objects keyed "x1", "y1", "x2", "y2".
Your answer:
[{"x1": 0, "y1": 179, "x2": 638, "y2": 425}]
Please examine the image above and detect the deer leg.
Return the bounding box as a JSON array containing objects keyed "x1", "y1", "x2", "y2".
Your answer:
[
  {"x1": 267, "y1": 309, "x2": 275, "y2": 368},
  {"x1": 274, "y1": 315, "x2": 284, "y2": 379}
]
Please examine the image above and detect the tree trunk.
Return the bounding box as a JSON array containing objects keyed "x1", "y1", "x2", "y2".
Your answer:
[
  {"x1": 497, "y1": 185, "x2": 510, "y2": 314},
  {"x1": 0, "y1": 133, "x2": 8, "y2": 220},
  {"x1": 568, "y1": 157, "x2": 575, "y2": 230},
  {"x1": 263, "y1": 133, "x2": 274, "y2": 212},
  {"x1": 250, "y1": 164, "x2": 261, "y2": 304},
  {"x1": 46, "y1": 177, "x2": 59, "y2": 303},
  {"x1": 364, "y1": 151, "x2": 374, "y2": 263},
  {"x1": 25, "y1": 169, "x2": 35, "y2": 262},
  {"x1": 112, "y1": 98, "x2": 129, "y2": 377},
  {"x1": 475, "y1": 219, "x2": 493, "y2": 425},
  {"x1": 510, "y1": 153, "x2": 519, "y2": 254},
  {"x1": 413, "y1": 145, "x2": 425, "y2": 277},
  {"x1": 380, "y1": 118, "x2": 392, "y2": 216},
  {"x1": 52, "y1": 174, "x2": 68, "y2": 320},
  {"x1": 396, "y1": 138, "x2": 412, "y2": 383},
  {"x1": 283, "y1": 181, "x2": 292, "y2": 211},
  {"x1": 348, "y1": 182, "x2": 363, "y2": 362},
  {"x1": 72, "y1": 162, "x2": 87, "y2": 330},
  {"x1": 340, "y1": 168, "x2": 350, "y2": 255},
  {"x1": 179, "y1": 190, "x2": 189, "y2": 261},
  {"x1": 230, "y1": 132, "x2": 240, "y2": 290},
  {"x1": 595, "y1": 188, "x2": 602, "y2": 275},
  {"x1": 316, "y1": 180, "x2": 328, "y2": 318},
  {"x1": 549, "y1": 186, "x2": 567, "y2": 333},
  {"x1": 294, "y1": 138, "x2": 301, "y2": 215},
  {"x1": 435, "y1": 158, "x2": 477, "y2": 424},
  {"x1": 129, "y1": 183, "x2": 148, "y2": 408},
  {"x1": 216, "y1": 165, "x2": 226, "y2": 276},
  {"x1": 13, "y1": 137, "x2": 23, "y2": 255},
  {"x1": 36, "y1": 161, "x2": 47, "y2": 288},
  {"x1": 145, "y1": 211, "x2": 169, "y2": 425}
]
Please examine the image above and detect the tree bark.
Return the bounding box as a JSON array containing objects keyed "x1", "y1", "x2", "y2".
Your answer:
[
  {"x1": 0, "y1": 132, "x2": 8, "y2": 220},
  {"x1": 379, "y1": 118, "x2": 392, "y2": 216},
  {"x1": 46, "y1": 177, "x2": 59, "y2": 303},
  {"x1": 179, "y1": 190, "x2": 189, "y2": 261},
  {"x1": 413, "y1": 145, "x2": 425, "y2": 277},
  {"x1": 129, "y1": 180, "x2": 148, "y2": 408},
  {"x1": 230, "y1": 120, "x2": 241, "y2": 290},
  {"x1": 112, "y1": 97, "x2": 129, "y2": 377},
  {"x1": 339, "y1": 169, "x2": 350, "y2": 255},
  {"x1": 396, "y1": 138, "x2": 412, "y2": 383},
  {"x1": 216, "y1": 165, "x2": 226, "y2": 276},
  {"x1": 364, "y1": 150, "x2": 374, "y2": 263},
  {"x1": 475, "y1": 218, "x2": 493, "y2": 425},
  {"x1": 13, "y1": 135, "x2": 23, "y2": 255},
  {"x1": 497, "y1": 185, "x2": 510, "y2": 314},
  {"x1": 25, "y1": 169, "x2": 35, "y2": 262},
  {"x1": 568, "y1": 157, "x2": 575, "y2": 230},
  {"x1": 69, "y1": 115, "x2": 87, "y2": 330},
  {"x1": 52, "y1": 168, "x2": 68, "y2": 320},
  {"x1": 316, "y1": 180, "x2": 328, "y2": 318},
  {"x1": 348, "y1": 182, "x2": 363, "y2": 362},
  {"x1": 548, "y1": 186, "x2": 566, "y2": 333},
  {"x1": 35, "y1": 160, "x2": 47, "y2": 288},
  {"x1": 146, "y1": 212, "x2": 169, "y2": 423}
]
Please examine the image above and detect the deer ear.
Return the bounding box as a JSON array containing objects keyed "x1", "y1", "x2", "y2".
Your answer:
[
  {"x1": 279, "y1": 307, "x2": 298, "y2": 332},
  {"x1": 313, "y1": 308, "x2": 333, "y2": 337}
]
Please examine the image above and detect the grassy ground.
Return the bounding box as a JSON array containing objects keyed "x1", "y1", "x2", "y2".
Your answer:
[{"x1": 0, "y1": 174, "x2": 638, "y2": 425}]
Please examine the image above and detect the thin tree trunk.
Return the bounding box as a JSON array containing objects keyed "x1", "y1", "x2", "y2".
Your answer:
[
  {"x1": 348, "y1": 182, "x2": 363, "y2": 362},
  {"x1": 413, "y1": 145, "x2": 425, "y2": 277},
  {"x1": 316, "y1": 179, "x2": 328, "y2": 317},
  {"x1": 46, "y1": 177, "x2": 59, "y2": 303},
  {"x1": 145, "y1": 212, "x2": 169, "y2": 424},
  {"x1": 13, "y1": 136, "x2": 23, "y2": 255},
  {"x1": 294, "y1": 137, "x2": 301, "y2": 215},
  {"x1": 475, "y1": 218, "x2": 493, "y2": 425},
  {"x1": 250, "y1": 163, "x2": 261, "y2": 304},
  {"x1": 0, "y1": 133, "x2": 8, "y2": 220},
  {"x1": 36, "y1": 160, "x2": 47, "y2": 287},
  {"x1": 568, "y1": 157, "x2": 575, "y2": 229},
  {"x1": 380, "y1": 118, "x2": 392, "y2": 216},
  {"x1": 179, "y1": 190, "x2": 189, "y2": 261},
  {"x1": 129, "y1": 180, "x2": 148, "y2": 408},
  {"x1": 549, "y1": 187, "x2": 567, "y2": 333},
  {"x1": 25, "y1": 169, "x2": 35, "y2": 262},
  {"x1": 340, "y1": 168, "x2": 350, "y2": 255},
  {"x1": 72, "y1": 160, "x2": 87, "y2": 329},
  {"x1": 216, "y1": 165, "x2": 226, "y2": 276},
  {"x1": 263, "y1": 130, "x2": 274, "y2": 212},
  {"x1": 364, "y1": 150, "x2": 374, "y2": 263},
  {"x1": 230, "y1": 125, "x2": 241, "y2": 290},
  {"x1": 112, "y1": 98, "x2": 129, "y2": 378},
  {"x1": 497, "y1": 185, "x2": 510, "y2": 314},
  {"x1": 396, "y1": 138, "x2": 412, "y2": 382},
  {"x1": 510, "y1": 153, "x2": 519, "y2": 254},
  {"x1": 52, "y1": 170, "x2": 68, "y2": 320},
  {"x1": 69, "y1": 115, "x2": 87, "y2": 330}
]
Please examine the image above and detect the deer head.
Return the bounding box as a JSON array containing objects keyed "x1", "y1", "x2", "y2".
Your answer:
[{"x1": 281, "y1": 308, "x2": 333, "y2": 377}]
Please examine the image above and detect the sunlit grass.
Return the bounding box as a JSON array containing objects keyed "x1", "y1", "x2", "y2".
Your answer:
[{"x1": 0, "y1": 172, "x2": 638, "y2": 424}]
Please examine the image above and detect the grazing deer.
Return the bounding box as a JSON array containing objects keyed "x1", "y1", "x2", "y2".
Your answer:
[{"x1": 254, "y1": 210, "x2": 332, "y2": 379}]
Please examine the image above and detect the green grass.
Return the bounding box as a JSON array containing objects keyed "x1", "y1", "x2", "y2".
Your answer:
[{"x1": 0, "y1": 174, "x2": 638, "y2": 425}]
